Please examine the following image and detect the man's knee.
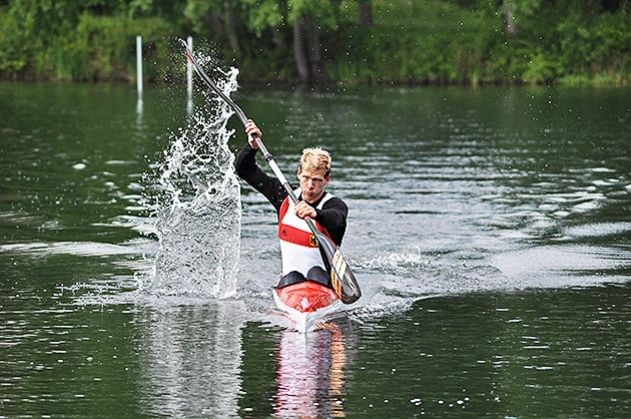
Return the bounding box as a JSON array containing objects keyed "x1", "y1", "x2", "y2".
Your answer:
[
  {"x1": 276, "y1": 271, "x2": 305, "y2": 288},
  {"x1": 307, "y1": 266, "x2": 330, "y2": 287}
]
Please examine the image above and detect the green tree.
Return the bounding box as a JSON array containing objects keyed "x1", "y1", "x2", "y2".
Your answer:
[
  {"x1": 240, "y1": 0, "x2": 347, "y2": 83},
  {"x1": 185, "y1": 0, "x2": 243, "y2": 59}
]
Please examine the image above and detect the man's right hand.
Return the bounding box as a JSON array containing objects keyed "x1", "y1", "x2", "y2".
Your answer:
[{"x1": 245, "y1": 120, "x2": 262, "y2": 149}]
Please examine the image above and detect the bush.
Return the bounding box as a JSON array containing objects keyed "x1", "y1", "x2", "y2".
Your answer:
[
  {"x1": 0, "y1": 11, "x2": 174, "y2": 82},
  {"x1": 0, "y1": 10, "x2": 28, "y2": 77},
  {"x1": 558, "y1": 11, "x2": 631, "y2": 82},
  {"x1": 61, "y1": 14, "x2": 174, "y2": 82},
  {"x1": 522, "y1": 50, "x2": 562, "y2": 84}
]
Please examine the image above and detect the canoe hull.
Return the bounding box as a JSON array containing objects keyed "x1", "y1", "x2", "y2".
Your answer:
[{"x1": 273, "y1": 280, "x2": 341, "y2": 333}]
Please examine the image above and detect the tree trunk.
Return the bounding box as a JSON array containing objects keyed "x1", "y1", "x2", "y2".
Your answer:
[
  {"x1": 358, "y1": 0, "x2": 374, "y2": 27},
  {"x1": 224, "y1": 0, "x2": 241, "y2": 57},
  {"x1": 293, "y1": 18, "x2": 310, "y2": 84},
  {"x1": 601, "y1": 0, "x2": 622, "y2": 12},
  {"x1": 306, "y1": 14, "x2": 322, "y2": 83},
  {"x1": 208, "y1": 12, "x2": 224, "y2": 39},
  {"x1": 502, "y1": 0, "x2": 518, "y2": 35}
]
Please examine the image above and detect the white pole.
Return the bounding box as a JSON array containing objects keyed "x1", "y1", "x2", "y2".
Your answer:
[
  {"x1": 136, "y1": 36, "x2": 143, "y2": 97},
  {"x1": 187, "y1": 36, "x2": 193, "y2": 98},
  {"x1": 186, "y1": 36, "x2": 194, "y2": 114}
]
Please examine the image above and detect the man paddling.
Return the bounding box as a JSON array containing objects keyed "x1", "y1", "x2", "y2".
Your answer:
[{"x1": 235, "y1": 120, "x2": 348, "y2": 289}]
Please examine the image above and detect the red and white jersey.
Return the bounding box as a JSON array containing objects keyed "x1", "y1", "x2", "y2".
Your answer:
[{"x1": 278, "y1": 188, "x2": 334, "y2": 276}]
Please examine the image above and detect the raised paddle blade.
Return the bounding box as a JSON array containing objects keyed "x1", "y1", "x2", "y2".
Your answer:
[{"x1": 315, "y1": 231, "x2": 361, "y2": 304}]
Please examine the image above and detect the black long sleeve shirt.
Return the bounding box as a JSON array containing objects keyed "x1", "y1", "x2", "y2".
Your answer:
[{"x1": 235, "y1": 144, "x2": 348, "y2": 245}]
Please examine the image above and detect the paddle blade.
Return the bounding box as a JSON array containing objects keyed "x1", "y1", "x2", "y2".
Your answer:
[{"x1": 316, "y1": 232, "x2": 361, "y2": 304}]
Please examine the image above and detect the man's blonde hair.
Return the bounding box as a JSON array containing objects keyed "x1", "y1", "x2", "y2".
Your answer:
[{"x1": 299, "y1": 147, "x2": 332, "y2": 176}]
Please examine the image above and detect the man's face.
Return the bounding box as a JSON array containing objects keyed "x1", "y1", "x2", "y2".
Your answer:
[{"x1": 298, "y1": 168, "x2": 330, "y2": 204}]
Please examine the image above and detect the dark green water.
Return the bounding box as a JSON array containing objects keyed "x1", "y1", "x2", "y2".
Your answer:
[{"x1": 1, "y1": 82, "x2": 630, "y2": 417}]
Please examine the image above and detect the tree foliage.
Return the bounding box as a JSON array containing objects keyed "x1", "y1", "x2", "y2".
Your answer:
[{"x1": 0, "y1": 0, "x2": 629, "y2": 85}]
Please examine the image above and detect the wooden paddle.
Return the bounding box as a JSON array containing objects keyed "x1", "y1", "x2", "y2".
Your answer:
[{"x1": 183, "y1": 42, "x2": 361, "y2": 304}]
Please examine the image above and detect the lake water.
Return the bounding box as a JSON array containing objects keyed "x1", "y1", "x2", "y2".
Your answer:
[{"x1": 1, "y1": 82, "x2": 630, "y2": 417}]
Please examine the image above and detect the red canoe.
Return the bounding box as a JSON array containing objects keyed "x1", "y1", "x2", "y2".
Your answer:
[{"x1": 273, "y1": 280, "x2": 342, "y2": 333}]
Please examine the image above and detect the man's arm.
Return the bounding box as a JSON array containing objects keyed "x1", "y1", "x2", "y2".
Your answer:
[
  {"x1": 235, "y1": 143, "x2": 287, "y2": 211},
  {"x1": 315, "y1": 198, "x2": 348, "y2": 245}
]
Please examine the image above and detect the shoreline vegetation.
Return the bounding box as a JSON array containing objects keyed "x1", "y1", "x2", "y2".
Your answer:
[{"x1": 1, "y1": 1, "x2": 629, "y2": 86}]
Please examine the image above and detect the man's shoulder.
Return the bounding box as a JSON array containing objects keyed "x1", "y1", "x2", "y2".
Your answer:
[{"x1": 322, "y1": 194, "x2": 348, "y2": 210}]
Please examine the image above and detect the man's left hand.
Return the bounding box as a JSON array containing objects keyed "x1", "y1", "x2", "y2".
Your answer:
[{"x1": 295, "y1": 201, "x2": 317, "y2": 220}]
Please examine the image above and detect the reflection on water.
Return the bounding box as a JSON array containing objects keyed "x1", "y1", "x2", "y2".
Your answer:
[
  {"x1": 274, "y1": 322, "x2": 354, "y2": 418},
  {"x1": 136, "y1": 97, "x2": 143, "y2": 122},
  {"x1": 137, "y1": 301, "x2": 247, "y2": 417}
]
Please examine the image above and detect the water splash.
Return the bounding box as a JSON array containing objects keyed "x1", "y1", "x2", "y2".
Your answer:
[{"x1": 142, "y1": 63, "x2": 242, "y2": 298}]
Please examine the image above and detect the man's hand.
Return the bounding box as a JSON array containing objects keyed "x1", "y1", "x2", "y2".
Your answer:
[
  {"x1": 295, "y1": 201, "x2": 317, "y2": 220},
  {"x1": 245, "y1": 120, "x2": 261, "y2": 149}
]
